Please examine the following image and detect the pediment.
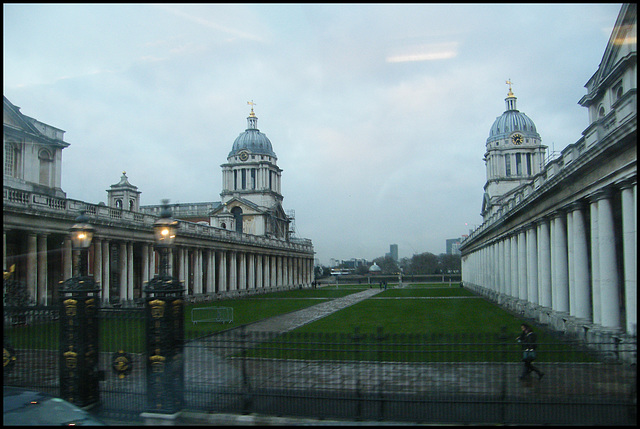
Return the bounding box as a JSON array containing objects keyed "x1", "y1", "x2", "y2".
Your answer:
[
  {"x1": 583, "y1": 5, "x2": 636, "y2": 100},
  {"x1": 3, "y1": 97, "x2": 40, "y2": 136},
  {"x1": 211, "y1": 197, "x2": 266, "y2": 216}
]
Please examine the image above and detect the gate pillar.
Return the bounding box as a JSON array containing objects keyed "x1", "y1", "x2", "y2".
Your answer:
[
  {"x1": 144, "y1": 200, "x2": 184, "y2": 415},
  {"x1": 59, "y1": 210, "x2": 100, "y2": 408}
]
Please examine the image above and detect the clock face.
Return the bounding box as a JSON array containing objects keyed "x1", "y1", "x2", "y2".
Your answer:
[
  {"x1": 239, "y1": 151, "x2": 249, "y2": 161},
  {"x1": 511, "y1": 134, "x2": 523, "y2": 145}
]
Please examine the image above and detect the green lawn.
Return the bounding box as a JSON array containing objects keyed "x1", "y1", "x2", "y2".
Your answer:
[{"x1": 4, "y1": 284, "x2": 597, "y2": 363}]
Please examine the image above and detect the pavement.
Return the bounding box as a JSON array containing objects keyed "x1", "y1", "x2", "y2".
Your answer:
[{"x1": 240, "y1": 287, "x2": 384, "y2": 333}]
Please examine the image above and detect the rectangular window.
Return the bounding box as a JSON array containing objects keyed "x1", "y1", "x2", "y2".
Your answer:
[
  {"x1": 505, "y1": 155, "x2": 511, "y2": 177},
  {"x1": 241, "y1": 169, "x2": 247, "y2": 190},
  {"x1": 234, "y1": 171, "x2": 238, "y2": 190},
  {"x1": 516, "y1": 153, "x2": 522, "y2": 176},
  {"x1": 5, "y1": 145, "x2": 15, "y2": 177},
  {"x1": 251, "y1": 169, "x2": 256, "y2": 189},
  {"x1": 526, "y1": 153, "x2": 532, "y2": 175}
]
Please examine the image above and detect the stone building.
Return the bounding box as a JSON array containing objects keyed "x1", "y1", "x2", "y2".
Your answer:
[
  {"x1": 4, "y1": 98, "x2": 314, "y2": 305},
  {"x1": 460, "y1": 4, "x2": 636, "y2": 347}
]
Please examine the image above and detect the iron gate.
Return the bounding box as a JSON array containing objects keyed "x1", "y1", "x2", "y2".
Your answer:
[{"x1": 3, "y1": 305, "x2": 147, "y2": 422}]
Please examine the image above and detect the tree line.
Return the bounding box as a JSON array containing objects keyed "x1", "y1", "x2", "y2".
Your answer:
[{"x1": 315, "y1": 252, "x2": 461, "y2": 278}]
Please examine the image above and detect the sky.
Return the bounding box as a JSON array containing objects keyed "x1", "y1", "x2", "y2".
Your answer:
[{"x1": 3, "y1": 3, "x2": 622, "y2": 265}]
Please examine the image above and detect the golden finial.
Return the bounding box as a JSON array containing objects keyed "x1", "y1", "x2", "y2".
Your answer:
[
  {"x1": 506, "y1": 79, "x2": 514, "y2": 97},
  {"x1": 247, "y1": 100, "x2": 256, "y2": 117}
]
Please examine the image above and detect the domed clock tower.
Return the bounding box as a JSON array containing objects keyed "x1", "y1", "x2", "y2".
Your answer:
[
  {"x1": 210, "y1": 102, "x2": 290, "y2": 239},
  {"x1": 481, "y1": 81, "x2": 547, "y2": 220}
]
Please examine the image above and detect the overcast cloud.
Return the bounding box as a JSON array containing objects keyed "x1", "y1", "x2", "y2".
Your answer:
[{"x1": 3, "y1": 3, "x2": 622, "y2": 265}]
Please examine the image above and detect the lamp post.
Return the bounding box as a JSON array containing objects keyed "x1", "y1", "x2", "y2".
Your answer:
[
  {"x1": 59, "y1": 210, "x2": 100, "y2": 408},
  {"x1": 144, "y1": 200, "x2": 184, "y2": 416}
]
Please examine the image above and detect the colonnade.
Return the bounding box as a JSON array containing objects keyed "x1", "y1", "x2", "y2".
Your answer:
[
  {"x1": 5, "y1": 230, "x2": 314, "y2": 305},
  {"x1": 462, "y1": 179, "x2": 637, "y2": 335}
]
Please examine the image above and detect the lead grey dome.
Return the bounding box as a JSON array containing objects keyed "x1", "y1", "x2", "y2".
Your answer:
[
  {"x1": 228, "y1": 111, "x2": 277, "y2": 158},
  {"x1": 488, "y1": 110, "x2": 539, "y2": 141},
  {"x1": 487, "y1": 87, "x2": 540, "y2": 143}
]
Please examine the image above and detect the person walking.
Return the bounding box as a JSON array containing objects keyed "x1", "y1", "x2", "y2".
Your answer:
[{"x1": 516, "y1": 323, "x2": 544, "y2": 380}]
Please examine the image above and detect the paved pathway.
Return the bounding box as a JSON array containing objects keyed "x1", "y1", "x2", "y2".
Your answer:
[{"x1": 240, "y1": 287, "x2": 383, "y2": 333}]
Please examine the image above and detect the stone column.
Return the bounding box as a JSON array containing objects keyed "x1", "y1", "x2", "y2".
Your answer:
[
  {"x1": 551, "y1": 212, "x2": 569, "y2": 313},
  {"x1": 207, "y1": 250, "x2": 216, "y2": 294},
  {"x1": 194, "y1": 248, "x2": 202, "y2": 295},
  {"x1": 510, "y1": 234, "x2": 518, "y2": 298},
  {"x1": 595, "y1": 189, "x2": 621, "y2": 329},
  {"x1": 493, "y1": 242, "x2": 500, "y2": 295},
  {"x1": 27, "y1": 233, "x2": 38, "y2": 301},
  {"x1": 569, "y1": 202, "x2": 591, "y2": 320},
  {"x1": 127, "y1": 242, "x2": 134, "y2": 300},
  {"x1": 567, "y1": 208, "x2": 575, "y2": 314},
  {"x1": 183, "y1": 248, "x2": 189, "y2": 294},
  {"x1": 37, "y1": 234, "x2": 48, "y2": 304},
  {"x1": 229, "y1": 251, "x2": 237, "y2": 291},
  {"x1": 498, "y1": 238, "x2": 505, "y2": 296},
  {"x1": 248, "y1": 253, "x2": 256, "y2": 290},
  {"x1": 63, "y1": 237, "x2": 73, "y2": 281},
  {"x1": 102, "y1": 240, "x2": 110, "y2": 303},
  {"x1": 94, "y1": 238, "x2": 102, "y2": 300},
  {"x1": 119, "y1": 242, "x2": 127, "y2": 302},
  {"x1": 536, "y1": 218, "x2": 552, "y2": 308},
  {"x1": 141, "y1": 243, "x2": 150, "y2": 290},
  {"x1": 504, "y1": 235, "x2": 511, "y2": 297},
  {"x1": 176, "y1": 248, "x2": 185, "y2": 291},
  {"x1": 238, "y1": 252, "x2": 247, "y2": 290},
  {"x1": 589, "y1": 197, "x2": 601, "y2": 324},
  {"x1": 620, "y1": 179, "x2": 637, "y2": 335},
  {"x1": 526, "y1": 225, "x2": 538, "y2": 304},
  {"x1": 517, "y1": 228, "x2": 527, "y2": 301},
  {"x1": 218, "y1": 251, "x2": 227, "y2": 292},
  {"x1": 256, "y1": 254, "x2": 263, "y2": 290},
  {"x1": 277, "y1": 256, "x2": 283, "y2": 287},
  {"x1": 270, "y1": 255, "x2": 277, "y2": 288}
]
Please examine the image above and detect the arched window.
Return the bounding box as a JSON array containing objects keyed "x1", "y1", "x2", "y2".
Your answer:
[
  {"x1": 231, "y1": 206, "x2": 243, "y2": 233},
  {"x1": 38, "y1": 149, "x2": 53, "y2": 186},
  {"x1": 129, "y1": 200, "x2": 135, "y2": 211},
  {"x1": 598, "y1": 105, "x2": 606, "y2": 118},
  {"x1": 115, "y1": 199, "x2": 123, "y2": 209}
]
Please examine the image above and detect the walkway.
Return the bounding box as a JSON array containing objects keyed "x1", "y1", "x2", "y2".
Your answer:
[{"x1": 240, "y1": 287, "x2": 383, "y2": 333}]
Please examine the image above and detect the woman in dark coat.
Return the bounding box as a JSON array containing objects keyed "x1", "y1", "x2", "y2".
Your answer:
[{"x1": 516, "y1": 323, "x2": 544, "y2": 380}]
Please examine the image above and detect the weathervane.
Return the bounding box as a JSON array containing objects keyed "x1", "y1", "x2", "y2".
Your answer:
[
  {"x1": 247, "y1": 100, "x2": 256, "y2": 117},
  {"x1": 506, "y1": 79, "x2": 514, "y2": 96}
]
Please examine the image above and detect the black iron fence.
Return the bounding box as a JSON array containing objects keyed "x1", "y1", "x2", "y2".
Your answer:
[
  {"x1": 3, "y1": 307, "x2": 637, "y2": 425},
  {"x1": 183, "y1": 327, "x2": 636, "y2": 425}
]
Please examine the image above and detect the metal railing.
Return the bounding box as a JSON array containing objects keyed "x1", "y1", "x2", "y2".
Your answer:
[
  {"x1": 3, "y1": 307, "x2": 636, "y2": 425},
  {"x1": 183, "y1": 328, "x2": 636, "y2": 425}
]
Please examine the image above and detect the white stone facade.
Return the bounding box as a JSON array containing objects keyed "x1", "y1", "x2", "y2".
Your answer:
[{"x1": 460, "y1": 5, "x2": 637, "y2": 348}]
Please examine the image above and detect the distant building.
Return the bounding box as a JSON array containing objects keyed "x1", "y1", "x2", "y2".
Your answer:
[
  {"x1": 446, "y1": 238, "x2": 461, "y2": 255},
  {"x1": 387, "y1": 244, "x2": 398, "y2": 262}
]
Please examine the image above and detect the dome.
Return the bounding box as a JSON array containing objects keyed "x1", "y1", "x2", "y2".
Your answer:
[
  {"x1": 487, "y1": 85, "x2": 540, "y2": 143},
  {"x1": 228, "y1": 108, "x2": 277, "y2": 158},
  {"x1": 229, "y1": 129, "x2": 276, "y2": 157},
  {"x1": 369, "y1": 263, "x2": 382, "y2": 273},
  {"x1": 488, "y1": 110, "x2": 539, "y2": 141}
]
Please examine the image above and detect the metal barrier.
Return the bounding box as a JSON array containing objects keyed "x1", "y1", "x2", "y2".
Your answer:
[
  {"x1": 183, "y1": 328, "x2": 637, "y2": 425},
  {"x1": 191, "y1": 306, "x2": 234, "y2": 324},
  {"x1": 4, "y1": 305, "x2": 636, "y2": 425}
]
